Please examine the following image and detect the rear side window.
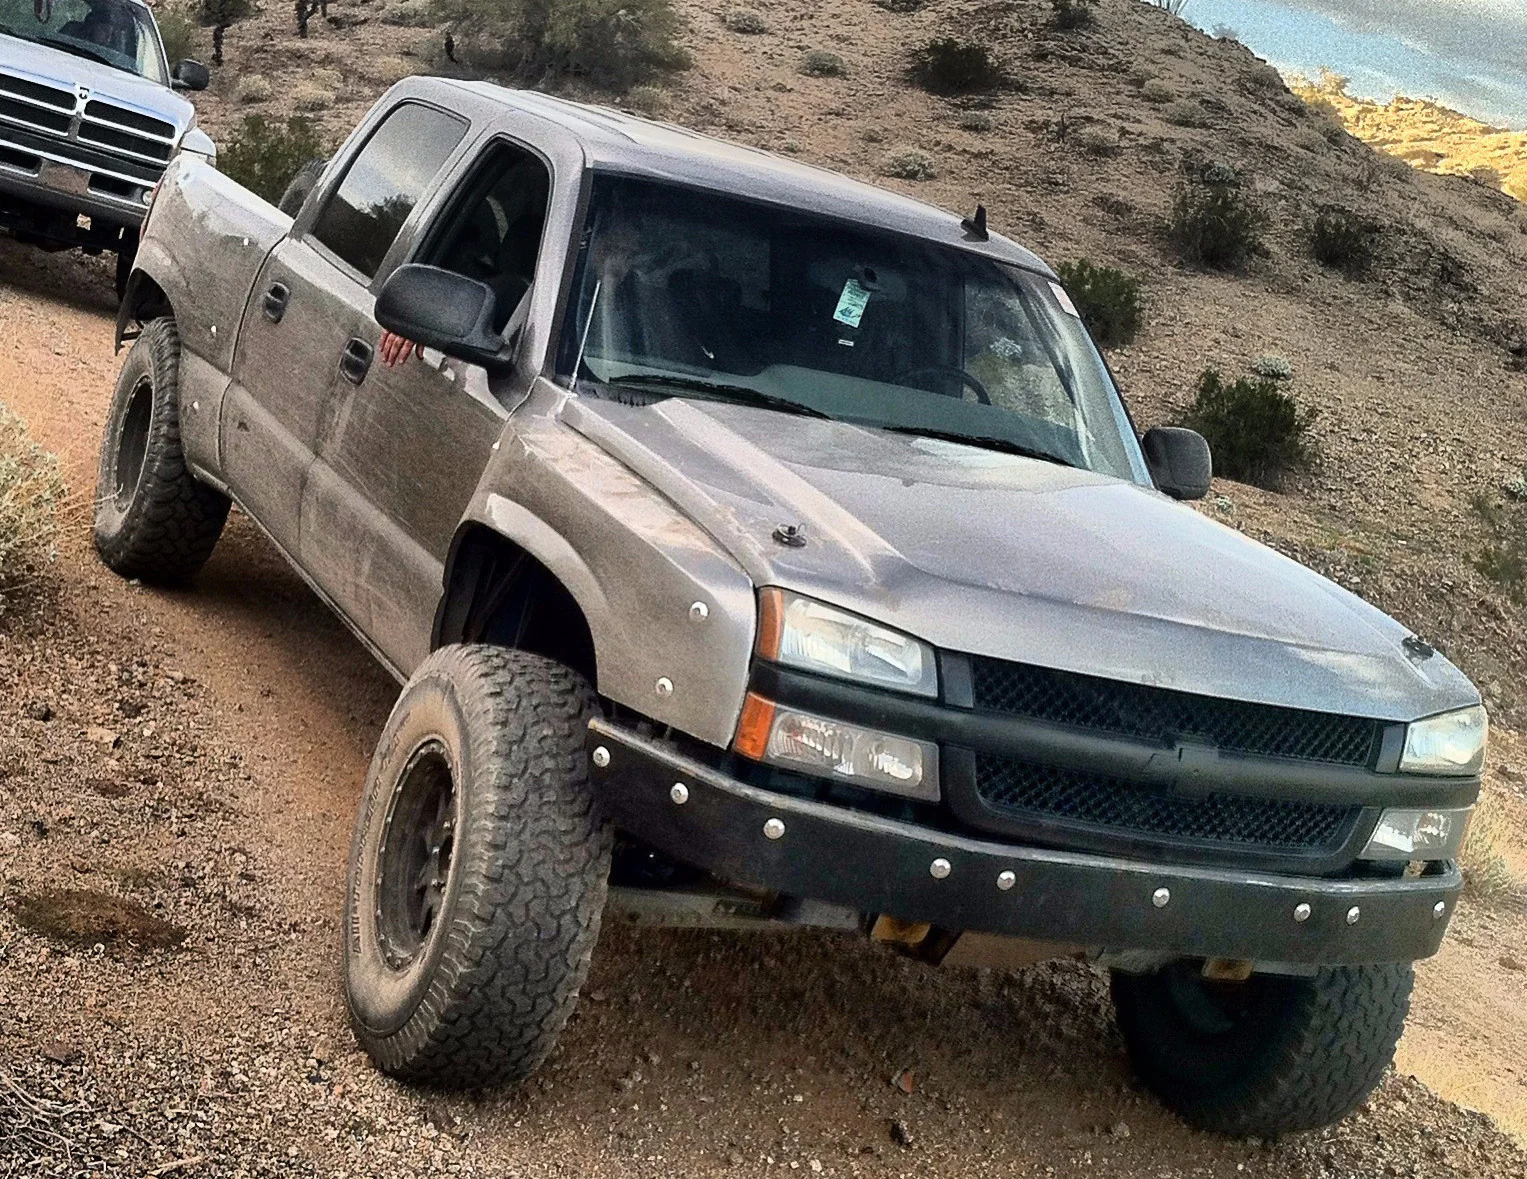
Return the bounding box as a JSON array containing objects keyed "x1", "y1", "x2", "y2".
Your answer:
[{"x1": 311, "y1": 103, "x2": 468, "y2": 280}]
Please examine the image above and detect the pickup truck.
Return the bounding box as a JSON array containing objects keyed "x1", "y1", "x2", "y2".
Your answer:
[
  {"x1": 97, "y1": 78, "x2": 1486, "y2": 1137},
  {"x1": 0, "y1": 0, "x2": 212, "y2": 296}
]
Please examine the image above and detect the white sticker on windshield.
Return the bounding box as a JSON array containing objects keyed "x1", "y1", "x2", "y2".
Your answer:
[
  {"x1": 1050, "y1": 281, "x2": 1081, "y2": 318},
  {"x1": 833, "y1": 279, "x2": 872, "y2": 328}
]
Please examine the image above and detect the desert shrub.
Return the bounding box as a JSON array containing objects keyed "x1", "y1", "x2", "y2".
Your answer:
[
  {"x1": 1460, "y1": 790, "x2": 1522, "y2": 901},
  {"x1": 908, "y1": 38, "x2": 1005, "y2": 96},
  {"x1": 1053, "y1": 260, "x2": 1141, "y2": 348},
  {"x1": 860, "y1": 127, "x2": 885, "y2": 144},
  {"x1": 291, "y1": 82, "x2": 334, "y2": 111},
  {"x1": 199, "y1": 0, "x2": 254, "y2": 24},
  {"x1": 1165, "y1": 98, "x2": 1208, "y2": 127},
  {"x1": 721, "y1": 8, "x2": 766, "y2": 33},
  {"x1": 625, "y1": 84, "x2": 669, "y2": 115},
  {"x1": 1505, "y1": 466, "x2": 1527, "y2": 501},
  {"x1": 1310, "y1": 205, "x2": 1377, "y2": 274},
  {"x1": 381, "y1": 0, "x2": 437, "y2": 25},
  {"x1": 1169, "y1": 166, "x2": 1266, "y2": 270},
  {"x1": 156, "y1": 3, "x2": 199, "y2": 63},
  {"x1": 799, "y1": 50, "x2": 846, "y2": 77},
  {"x1": 0, "y1": 404, "x2": 63, "y2": 613},
  {"x1": 442, "y1": 0, "x2": 690, "y2": 92},
  {"x1": 1075, "y1": 126, "x2": 1119, "y2": 157},
  {"x1": 1472, "y1": 494, "x2": 1527, "y2": 603},
  {"x1": 234, "y1": 73, "x2": 272, "y2": 103},
  {"x1": 1249, "y1": 353, "x2": 1292, "y2": 381},
  {"x1": 218, "y1": 114, "x2": 327, "y2": 205},
  {"x1": 957, "y1": 110, "x2": 993, "y2": 132},
  {"x1": 1180, "y1": 368, "x2": 1317, "y2": 489},
  {"x1": 874, "y1": 0, "x2": 922, "y2": 10},
  {"x1": 1140, "y1": 79, "x2": 1174, "y2": 103},
  {"x1": 1051, "y1": 0, "x2": 1093, "y2": 30},
  {"x1": 879, "y1": 148, "x2": 936, "y2": 180}
]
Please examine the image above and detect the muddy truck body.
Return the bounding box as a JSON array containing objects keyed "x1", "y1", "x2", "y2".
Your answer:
[{"x1": 99, "y1": 79, "x2": 1486, "y2": 1135}]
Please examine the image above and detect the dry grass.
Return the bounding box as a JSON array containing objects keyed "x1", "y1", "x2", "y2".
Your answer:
[
  {"x1": 1460, "y1": 791, "x2": 1524, "y2": 902},
  {"x1": 0, "y1": 403, "x2": 64, "y2": 614}
]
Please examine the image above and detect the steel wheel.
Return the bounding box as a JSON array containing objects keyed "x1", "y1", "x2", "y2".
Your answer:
[{"x1": 375, "y1": 740, "x2": 457, "y2": 969}]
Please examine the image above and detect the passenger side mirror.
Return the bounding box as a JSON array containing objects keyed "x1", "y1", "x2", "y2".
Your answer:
[
  {"x1": 172, "y1": 60, "x2": 210, "y2": 91},
  {"x1": 1141, "y1": 426, "x2": 1213, "y2": 501},
  {"x1": 375, "y1": 264, "x2": 510, "y2": 370}
]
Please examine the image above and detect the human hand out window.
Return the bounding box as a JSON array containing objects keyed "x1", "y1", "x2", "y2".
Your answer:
[{"x1": 379, "y1": 330, "x2": 424, "y2": 368}]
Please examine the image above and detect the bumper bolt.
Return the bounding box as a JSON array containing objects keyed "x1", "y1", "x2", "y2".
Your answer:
[
  {"x1": 689, "y1": 601, "x2": 709, "y2": 622},
  {"x1": 1294, "y1": 902, "x2": 1311, "y2": 923},
  {"x1": 763, "y1": 817, "x2": 785, "y2": 840},
  {"x1": 655, "y1": 677, "x2": 674, "y2": 697},
  {"x1": 1346, "y1": 905, "x2": 1361, "y2": 925},
  {"x1": 1152, "y1": 887, "x2": 1171, "y2": 909},
  {"x1": 930, "y1": 858, "x2": 951, "y2": 879},
  {"x1": 1433, "y1": 901, "x2": 1446, "y2": 920},
  {"x1": 669, "y1": 782, "x2": 689, "y2": 805},
  {"x1": 996, "y1": 870, "x2": 1016, "y2": 891},
  {"x1": 591, "y1": 746, "x2": 610, "y2": 768}
]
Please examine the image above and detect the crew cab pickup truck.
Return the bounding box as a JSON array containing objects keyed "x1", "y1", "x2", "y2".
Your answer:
[
  {"x1": 97, "y1": 78, "x2": 1486, "y2": 1136},
  {"x1": 0, "y1": 0, "x2": 211, "y2": 296}
]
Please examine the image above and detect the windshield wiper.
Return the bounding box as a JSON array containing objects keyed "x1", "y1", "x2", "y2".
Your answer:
[
  {"x1": 601, "y1": 374, "x2": 830, "y2": 418},
  {"x1": 880, "y1": 425, "x2": 1076, "y2": 468}
]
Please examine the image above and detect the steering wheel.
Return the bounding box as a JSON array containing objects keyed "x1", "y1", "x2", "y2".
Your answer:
[{"x1": 895, "y1": 365, "x2": 992, "y2": 405}]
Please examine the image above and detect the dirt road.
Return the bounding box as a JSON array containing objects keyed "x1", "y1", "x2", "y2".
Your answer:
[{"x1": 2, "y1": 243, "x2": 1525, "y2": 1177}]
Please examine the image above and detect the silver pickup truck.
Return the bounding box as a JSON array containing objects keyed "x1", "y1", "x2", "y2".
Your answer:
[
  {"x1": 0, "y1": 0, "x2": 211, "y2": 296},
  {"x1": 97, "y1": 78, "x2": 1485, "y2": 1137}
]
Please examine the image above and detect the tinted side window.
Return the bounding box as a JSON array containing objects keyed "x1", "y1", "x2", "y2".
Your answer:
[{"x1": 311, "y1": 103, "x2": 468, "y2": 279}]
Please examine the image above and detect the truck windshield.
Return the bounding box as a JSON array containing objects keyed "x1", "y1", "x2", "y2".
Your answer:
[
  {"x1": 558, "y1": 174, "x2": 1149, "y2": 482},
  {"x1": 0, "y1": 0, "x2": 167, "y2": 85}
]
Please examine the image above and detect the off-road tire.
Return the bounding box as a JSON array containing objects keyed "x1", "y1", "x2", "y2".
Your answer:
[
  {"x1": 344, "y1": 645, "x2": 612, "y2": 1086},
  {"x1": 277, "y1": 157, "x2": 327, "y2": 218},
  {"x1": 1111, "y1": 961, "x2": 1413, "y2": 1136},
  {"x1": 94, "y1": 317, "x2": 230, "y2": 584}
]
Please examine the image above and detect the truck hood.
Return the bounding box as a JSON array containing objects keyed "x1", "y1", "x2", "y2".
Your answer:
[
  {"x1": 564, "y1": 397, "x2": 1479, "y2": 722},
  {"x1": 0, "y1": 34, "x2": 194, "y2": 136}
]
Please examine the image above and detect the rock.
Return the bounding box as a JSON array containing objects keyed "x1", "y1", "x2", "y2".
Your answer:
[
  {"x1": 1109, "y1": 1121, "x2": 1131, "y2": 1139},
  {"x1": 890, "y1": 1118, "x2": 914, "y2": 1148},
  {"x1": 86, "y1": 726, "x2": 119, "y2": 749},
  {"x1": 1500, "y1": 956, "x2": 1525, "y2": 973},
  {"x1": 892, "y1": 1068, "x2": 915, "y2": 1095},
  {"x1": 25, "y1": 699, "x2": 54, "y2": 721},
  {"x1": 41, "y1": 1039, "x2": 81, "y2": 1065}
]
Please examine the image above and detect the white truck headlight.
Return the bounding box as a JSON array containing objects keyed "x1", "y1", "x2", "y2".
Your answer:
[
  {"x1": 1399, "y1": 705, "x2": 1487, "y2": 775},
  {"x1": 1360, "y1": 806, "x2": 1473, "y2": 861},
  {"x1": 757, "y1": 588, "x2": 937, "y2": 697},
  {"x1": 733, "y1": 694, "x2": 939, "y2": 801}
]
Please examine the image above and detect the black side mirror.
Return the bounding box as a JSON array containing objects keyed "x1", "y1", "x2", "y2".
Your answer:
[
  {"x1": 1141, "y1": 426, "x2": 1212, "y2": 501},
  {"x1": 375, "y1": 264, "x2": 509, "y2": 369},
  {"x1": 172, "y1": 60, "x2": 210, "y2": 91}
]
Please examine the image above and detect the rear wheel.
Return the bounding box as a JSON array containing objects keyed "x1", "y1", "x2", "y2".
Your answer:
[
  {"x1": 1111, "y1": 960, "x2": 1413, "y2": 1136},
  {"x1": 344, "y1": 645, "x2": 611, "y2": 1086},
  {"x1": 94, "y1": 317, "x2": 230, "y2": 584}
]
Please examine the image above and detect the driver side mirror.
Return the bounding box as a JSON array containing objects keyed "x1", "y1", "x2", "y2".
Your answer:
[
  {"x1": 1141, "y1": 426, "x2": 1212, "y2": 501},
  {"x1": 375, "y1": 264, "x2": 511, "y2": 370},
  {"x1": 172, "y1": 60, "x2": 210, "y2": 91}
]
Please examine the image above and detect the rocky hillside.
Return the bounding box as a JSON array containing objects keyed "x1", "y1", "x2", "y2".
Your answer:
[{"x1": 175, "y1": 0, "x2": 1527, "y2": 725}]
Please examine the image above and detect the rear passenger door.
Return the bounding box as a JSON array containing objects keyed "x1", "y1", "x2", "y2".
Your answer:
[{"x1": 223, "y1": 100, "x2": 467, "y2": 565}]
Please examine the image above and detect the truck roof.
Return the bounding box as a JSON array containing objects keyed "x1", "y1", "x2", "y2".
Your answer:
[{"x1": 440, "y1": 81, "x2": 1055, "y2": 278}]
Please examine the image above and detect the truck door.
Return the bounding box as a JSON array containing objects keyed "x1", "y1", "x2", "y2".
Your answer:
[
  {"x1": 303, "y1": 139, "x2": 553, "y2": 675},
  {"x1": 221, "y1": 101, "x2": 468, "y2": 561}
]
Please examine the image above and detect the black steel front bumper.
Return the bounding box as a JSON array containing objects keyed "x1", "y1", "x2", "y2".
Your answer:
[{"x1": 587, "y1": 719, "x2": 1462, "y2": 966}]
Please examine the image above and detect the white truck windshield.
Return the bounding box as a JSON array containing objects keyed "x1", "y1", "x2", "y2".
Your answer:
[
  {"x1": 559, "y1": 174, "x2": 1149, "y2": 482},
  {"x1": 0, "y1": 0, "x2": 168, "y2": 84}
]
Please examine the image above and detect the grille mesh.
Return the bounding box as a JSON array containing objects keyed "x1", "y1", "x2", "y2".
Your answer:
[
  {"x1": 975, "y1": 754, "x2": 1361, "y2": 851},
  {"x1": 971, "y1": 657, "x2": 1382, "y2": 767}
]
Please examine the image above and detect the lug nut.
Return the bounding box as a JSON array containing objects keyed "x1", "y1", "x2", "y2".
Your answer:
[
  {"x1": 591, "y1": 746, "x2": 610, "y2": 768},
  {"x1": 1293, "y1": 902, "x2": 1311, "y2": 923},
  {"x1": 996, "y1": 870, "x2": 1016, "y2": 892},
  {"x1": 763, "y1": 817, "x2": 785, "y2": 840},
  {"x1": 1152, "y1": 887, "x2": 1171, "y2": 909},
  {"x1": 669, "y1": 783, "x2": 689, "y2": 805},
  {"x1": 929, "y1": 858, "x2": 951, "y2": 879}
]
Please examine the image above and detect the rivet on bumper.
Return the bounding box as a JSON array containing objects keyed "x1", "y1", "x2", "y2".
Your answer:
[
  {"x1": 669, "y1": 782, "x2": 689, "y2": 805},
  {"x1": 592, "y1": 746, "x2": 611, "y2": 768},
  {"x1": 1152, "y1": 887, "x2": 1171, "y2": 909},
  {"x1": 1293, "y1": 902, "x2": 1311, "y2": 923},
  {"x1": 1433, "y1": 901, "x2": 1447, "y2": 920},
  {"x1": 930, "y1": 858, "x2": 952, "y2": 879},
  {"x1": 763, "y1": 817, "x2": 785, "y2": 840},
  {"x1": 1346, "y1": 906, "x2": 1361, "y2": 925},
  {"x1": 655, "y1": 677, "x2": 674, "y2": 697},
  {"x1": 996, "y1": 869, "x2": 1016, "y2": 891}
]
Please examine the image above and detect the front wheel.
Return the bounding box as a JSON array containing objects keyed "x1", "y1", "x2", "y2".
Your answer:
[
  {"x1": 344, "y1": 645, "x2": 612, "y2": 1086},
  {"x1": 1111, "y1": 960, "x2": 1413, "y2": 1136}
]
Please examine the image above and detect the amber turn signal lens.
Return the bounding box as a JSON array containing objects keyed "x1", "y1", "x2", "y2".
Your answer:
[
  {"x1": 733, "y1": 691, "x2": 777, "y2": 760},
  {"x1": 756, "y1": 587, "x2": 784, "y2": 660}
]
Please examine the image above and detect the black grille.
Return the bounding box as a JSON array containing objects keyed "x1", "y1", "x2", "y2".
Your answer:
[
  {"x1": 971, "y1": 657, "x2": 1382, "y2": 767},
  {"x1": 0, "y1": 95, "x2": 71, "y2": 135},
  {"x1": 78, "y1": 122, "x2": 173, "y2": 162},
  {"x1": 0, "y1": 73, "x2": 74, "y2": 109},
  {"x1": 975, "y1": 754, "x2": 1361, "y2": 852},
  {"x1": 84, "y1": 100, "x2": 174, "y2": 139}
]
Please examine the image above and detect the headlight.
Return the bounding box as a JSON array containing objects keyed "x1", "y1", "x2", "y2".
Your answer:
[
  {"x1": 757, "y1": 588, "x2": 937, "y2": 697},
  {"x1": 1399, "y1": 705, "x2": 1487, "y2": 775},
  {"x1": 1360, "y1": 806, "x2": 1473, "y2": 861},
  {"x1": 733, "y1": 693, "x2": 939, "y2": 801}
]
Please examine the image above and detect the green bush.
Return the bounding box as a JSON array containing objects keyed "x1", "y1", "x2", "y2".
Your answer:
[
  {"x1": 442, "y1": 0, "x2": 689, "y2": 92},
  {"x1": 879, "y1": 148, "x2": 936, "y2": 180},
  {"x1": 908, "y1": 38, "x2": 1005, "y2": 96},
  {"x1": 1053, "y1": 260, "x2": 1141, "y2": 348},
  {"x1": 1169, "y1": 167, "x2": 1267, "y2": 270},
  {"x1": 218, "y1": 115, "x2": 327, "y2": 206},
  {"x1": 799, "y1": 50, "x2": 846, "y2": 77},
  {"x1": 156, "y1": 3, "x2": 199, "y2": 64},
  {"x1": 721, "y1": 8, "x2": 766, "y2": 33},
  {"x1": 1051, "y1": 0, "x2": 1094, "y2": 30},
  {"x1": 1311, "y1": 206, "x2": 1377, "y2": 275},
  {"x1": 1180, "y1": 369, "x2": 1317, "y2": 490},
  {"x1": 957, "y1": 110, "x2": 993, "y2": 132},
  {"x1": 0, "y1": 404, "x2": 64, "y2": 614}
]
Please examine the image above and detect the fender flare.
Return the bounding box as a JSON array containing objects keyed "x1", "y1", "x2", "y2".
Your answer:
[{"x1": 115, "y1": 236, "x2": 186, "y2": 352}]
